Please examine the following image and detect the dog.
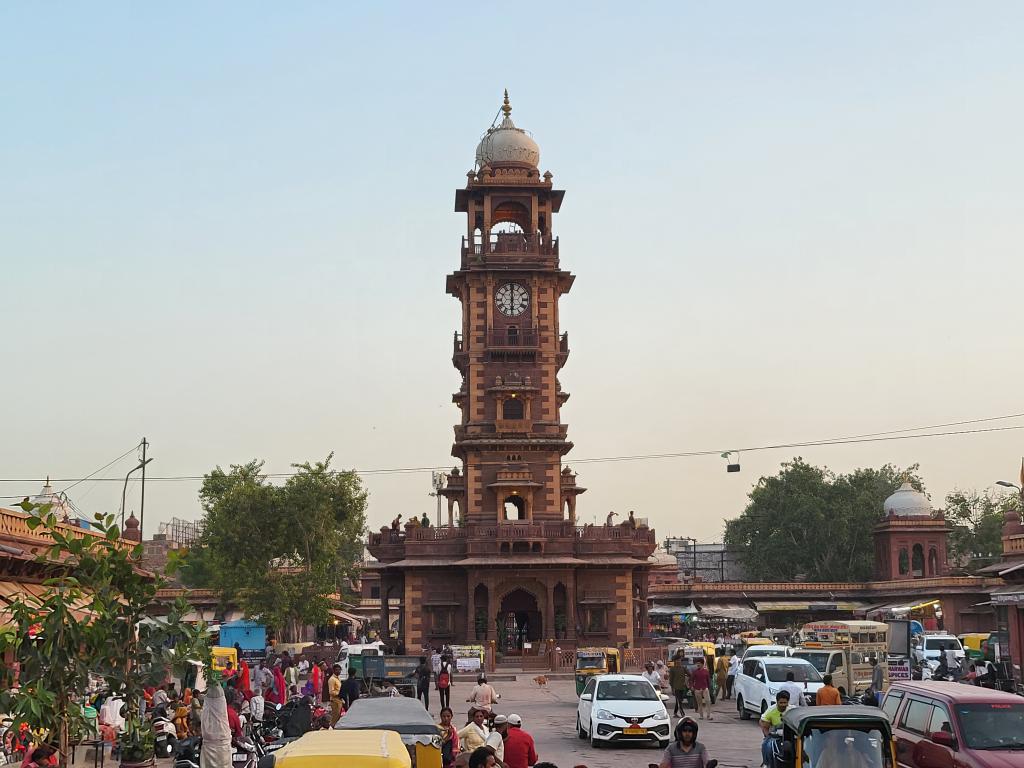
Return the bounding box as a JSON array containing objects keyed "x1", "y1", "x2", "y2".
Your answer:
[{"x1": 532, "y1": 675, "x2": 548, "y2": 687}]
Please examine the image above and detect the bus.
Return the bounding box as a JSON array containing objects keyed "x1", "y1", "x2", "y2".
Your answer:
[{"x1": 793, "y1": 620, "x2": 889, "y2": 694}]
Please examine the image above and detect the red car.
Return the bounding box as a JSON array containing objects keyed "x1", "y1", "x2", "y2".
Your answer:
[{"x1": 882, "y1": 680, "x2": 1024, "y2": 767}]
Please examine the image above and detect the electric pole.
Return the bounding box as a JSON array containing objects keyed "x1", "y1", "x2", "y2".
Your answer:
[{"x1": 139, "y1": 437, "x2": 149, "y2": 538}]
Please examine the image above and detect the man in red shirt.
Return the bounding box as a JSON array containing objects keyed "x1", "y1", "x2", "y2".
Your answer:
[
  {"x1": 689, "y1": 657, "x2": 712, "y2": 721},
  {"x1": 501, "y1": 714, "x2": 538, "y2": 768}
]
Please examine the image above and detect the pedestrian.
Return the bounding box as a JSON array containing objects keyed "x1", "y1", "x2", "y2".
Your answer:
[
  {"x1": 759, "y1": 690, "x2": 791, "y2": 768},
  {"x1": 310, "y1": 659, "x2": 323, "y2": 704},
  {"x1": 468, "y1": 747, "x2": 496, "y2": 768},
  {"x1": 714, "y1": 652, "x2": 729, "y2": 699},
  {"x1": 252, "y1": 659, "x2": 270, "y2": 699},
  {"x1": 416, "y1": 655, "x2": 432, "y2": 710},
  {"x1": 627, "y1": 510, "x2": 637, "y2": 530},
  {"x1": 458, "y1": 708, "x2": 490, "y2": 753},
  {"x1": 869, "y1": 656, "x2": 884, "y2": 706},
  {"x1": 437, "y1": 653, "x2": 454, "y2": 710},
  {"x1": 605, "y1": 511, "x2": 617, "y2": 526},
  {"x1": 689, "y1": 657, "x2": 712, "y2": 721},
  {"x1": 341, "y1": 667, "x2": 363, "y2": 709},
  {"x1": 284, "y1": 659, "x2": 299, "y2": 693},
  {"x1": 466, "y1": 674, "x2": 499, "y2": 712},
  {"x1": 656, "y1": 659, "x2": 669, "y2": 692},
  {"x1": 668, "y1": 652, "x2": 689, "y2": 718},
  {"x1": 642, "y1": 662, "x2": 662, "y2": 690},
  {"x1": 816, "y1": 674, "x2": 842, "y2": 706},
  {"x1": 778, "y1": 671, "x2": 806, "y2": 707},
  {"x1": 327, "y1": 664, "x2": 344, "y2": 726},
  {"x1": 485, "y1": 715, "x2": 507, "y2": 764},
  {"x1": 658, "y1": 717, "x2": 713, "y2": 768},
  {"x1": 439, "y1": 707, "x2": 460, "y2": 768},
  {"x1": 726, "y1": 651, "x2": 739, "y2": 700},
  {"x1": 502, "y1": 714, "x2": 537, "y2": 768}
]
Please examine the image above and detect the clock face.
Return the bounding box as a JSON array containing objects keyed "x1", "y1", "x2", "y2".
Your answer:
[{"x1": 495, "y1": 282, "x2": 530, "y2": 317}]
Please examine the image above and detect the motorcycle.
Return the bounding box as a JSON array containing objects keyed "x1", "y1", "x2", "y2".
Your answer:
[
  {"x1": 173, "y1": 736, "x2": 201, "y2": 768},
  {"x1": 152, "y1": 706, "x2": 179, "y2": 759}
]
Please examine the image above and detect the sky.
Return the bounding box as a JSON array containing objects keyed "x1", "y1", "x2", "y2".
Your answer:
[{"x1": 2, "y1": 2, "x2": 1023, "y2": 543}]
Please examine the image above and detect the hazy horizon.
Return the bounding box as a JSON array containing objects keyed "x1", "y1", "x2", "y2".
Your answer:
[{"x1": 3, "y1": 2, "x2": 1023, "y2": 542}]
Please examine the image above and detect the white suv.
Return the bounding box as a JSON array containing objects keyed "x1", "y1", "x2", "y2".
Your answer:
[
  {"x1": 913, "y1": 634, "x2": 965, "y2": 670},
  {"x1": 735, "y1": 656, "x2": 824, "y2": 719},
  {"x1": 576, "y1": 674, "x2": 671, "y2": 749}
]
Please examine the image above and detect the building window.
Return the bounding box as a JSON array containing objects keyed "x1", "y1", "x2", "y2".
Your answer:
[
  {"x1": 912, "y1": 544, "x2": 925, "y2": 578},
  {"x1": 898, "y1": 548, "x2": 909, "y2": 575},
  {"x1": 586, "y1": 606, "x2": 608, "y2": 634},
  {"x1": 503, "y1": 494, "x2": 526, "y2": 521},
  {"x1": 370, "y1": 586, "x2": 380, "y2": 599},
  {"x1": 928, "y1": 547, "x2": 938, "y2": 576},
  {"x1": 503, "y1": 397, "x2": 524, "y2": 419}
]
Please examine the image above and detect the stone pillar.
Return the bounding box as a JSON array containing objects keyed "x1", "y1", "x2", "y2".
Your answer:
[
  {"x1": 467, "y1": 572, "x2": 477, "y2": 644},
  {"x1": 566, "y1": 573, "x2": 577, "y2": 641},
  {"x1": 379, "y1": 576, "x2": 390, "y2": 642},
  {"x1": 568, "y1": 496, "x2": 577, "y2": 524},
  {"x1": 544, "y1": 578, "x2": 555, "y2": 644},
  {"x1": 447, "y1": 498, "x2": 455, "y2": 527},
  {"x1": 486, "y1": 577, "x2": 498, "y2": 643}
]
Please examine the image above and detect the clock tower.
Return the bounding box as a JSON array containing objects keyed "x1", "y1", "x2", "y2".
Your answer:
[
  {"x1": 368, "y1": 93, "x2": 656, "y2": 655},
  {"x1": 445, "y1": 90, "x2": 579, "y2": 528}
]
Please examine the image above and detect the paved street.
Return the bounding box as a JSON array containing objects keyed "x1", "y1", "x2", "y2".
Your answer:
[{"x1": 445, "y1": 678, "x2": 764, "y2": 768}]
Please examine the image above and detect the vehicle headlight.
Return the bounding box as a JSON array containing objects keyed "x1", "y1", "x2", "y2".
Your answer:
[
  {"x1": 595, "y1": 709, "x2": 614, "y2": 720},
  {"x1": 430, "y1": 735, "x2": 441, "y2": 749},
  {"x1": 651, "y1": 711, "x2": 669, "y2": 721}
]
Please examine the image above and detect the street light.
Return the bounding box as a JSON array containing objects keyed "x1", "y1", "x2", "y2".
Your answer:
[
  {"x1": 996, "y1": 481, "x2": 1021, "y2": 491},
  {"x1": 120, "y1": 458, "x2": 153, "y2": 531}
]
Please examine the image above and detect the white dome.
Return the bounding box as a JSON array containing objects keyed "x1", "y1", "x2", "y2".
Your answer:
[
  {"x1": 474, "y1": 91, "x2": 540, "y2": 169},
  {"x1": 883, "y1": 481, "x2": 932, "y2": 517}
]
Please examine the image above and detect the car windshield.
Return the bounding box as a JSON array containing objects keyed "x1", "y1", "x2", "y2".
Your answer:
[
  {"x1": 596, "y1": 680, "x2": 659, "y2": 701},
  {"x1": 793, "y1": 652, "x2": 830, "y2": 673},
  {"x1": 804, "y1": 728, "x2": 886, "y2": 768},
  {"x1": 957, "y1": 703, "x2": 1024, "y2": 750},
  {"x1": 766, "y1": 663, "x2": 823, "y2": 683},
  {"x1": 576, "y1": 657, "x2": 606, "y2": 671},
  {"x1": 924, "y1": 638, "x2": 962, "y2": 652}
]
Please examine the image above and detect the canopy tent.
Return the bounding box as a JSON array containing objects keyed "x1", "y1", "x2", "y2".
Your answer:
[
  {"x1": 754, "y1": 600, "x2": 870, "y2": 612},
  {"x1": 326, "y1": 608, "x2": 365, "y2": 627},
  {"x1": 698, "y1": 603, "x2": 758, "y2": 621},
  {"x1": 649, "y1": 602, "x2": 698, "y2": 616}
]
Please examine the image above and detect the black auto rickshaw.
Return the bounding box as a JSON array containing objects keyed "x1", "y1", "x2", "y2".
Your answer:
[{"x1": 769, "y1": 705, "x2": 896, "y2": 768}]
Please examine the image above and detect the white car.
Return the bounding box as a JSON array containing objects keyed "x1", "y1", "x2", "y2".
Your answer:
[
  {"x1": 735, "y1": 657, "x2": 824, "y2": 719},
  {"x1": 913, "y1": 634, "x2": 965, "y2": 670},
  {"x1": 576, "y1": 674, "x2": 671, "y2": 749},
  {"x1": 741, "y1": 644, "x2": 792, "y2": 660}
]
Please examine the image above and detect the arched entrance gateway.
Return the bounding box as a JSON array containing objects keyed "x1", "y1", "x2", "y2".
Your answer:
[{"x1": 498, "y1": 587, "x2": 543, "y2": 653}]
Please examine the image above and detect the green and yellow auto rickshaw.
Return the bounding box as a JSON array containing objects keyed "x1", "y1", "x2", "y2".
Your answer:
[{"x1": 575, "y1": 647, "x2": 620, "y2": 696}]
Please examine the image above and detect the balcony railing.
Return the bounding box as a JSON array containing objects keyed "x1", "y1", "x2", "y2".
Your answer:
[
  {"x1": 462, "y1": 233, "x2": 559, "y2": 258},
  {"x1": 487, "y1": 329, "x2": 538, "y2": 348}
]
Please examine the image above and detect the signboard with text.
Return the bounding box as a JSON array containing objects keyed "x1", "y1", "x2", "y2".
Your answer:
[{"x1": 887, "y1": 657, "x2": 911, "y2": 682}]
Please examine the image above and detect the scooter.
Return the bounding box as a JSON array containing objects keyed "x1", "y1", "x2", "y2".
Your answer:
[
  {"x1": 173, "y1": 736, "x2": 201, "y2": 768},
  {"x1": 152, "y1": 706, "x2": 179, "y2": 759}
]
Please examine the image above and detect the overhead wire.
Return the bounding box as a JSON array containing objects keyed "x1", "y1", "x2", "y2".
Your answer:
[{"x1": 0, "y1": 412, "x2": 1021, "y2": 488}]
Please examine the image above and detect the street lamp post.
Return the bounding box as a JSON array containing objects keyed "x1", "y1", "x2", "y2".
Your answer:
[{"x1": 120, "y1": 458, "x2": 153, "y2": 532}]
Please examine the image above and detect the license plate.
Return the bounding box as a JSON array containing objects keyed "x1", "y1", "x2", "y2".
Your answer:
[{"x1": 623, "y1": 727, "x2": 647, "y2": 735}]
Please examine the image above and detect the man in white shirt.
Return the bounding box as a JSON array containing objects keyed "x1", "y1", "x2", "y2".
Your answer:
[
  {"x1": 642, "y1": 662, "x2": 662, "y2": 691},
  {"x1": 726, "y1": 652, "x2": 740, "y2": 700},
  {"x1": 778, "y1": 671, "x2": 807, "y2": 707},
  {"x1": 485, "y1": 715, "x2": 508, "y2": 763}
]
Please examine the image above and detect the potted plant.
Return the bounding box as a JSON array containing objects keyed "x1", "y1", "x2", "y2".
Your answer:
[{"x1": 0, "y1": 503, "x2": 210, "y2": 768}]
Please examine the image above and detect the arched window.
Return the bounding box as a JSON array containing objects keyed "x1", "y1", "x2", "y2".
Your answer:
[
  {"x1": 898, "y1": 548, "x2": 909, "y2": 575},
  {"x1": 503, "y1": 494, "x2": 526, "y2": 521},
  {"x1": 503, "y1": 397, "x2": 524, "y2": 419},
  {"x1": 911, "y1": 544, "x2": 925, "y2": 578},
  {"x1": 928, "y1": 547, "x2": 939, "y2": 576}
]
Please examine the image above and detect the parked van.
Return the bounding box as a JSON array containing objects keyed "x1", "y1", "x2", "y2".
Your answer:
[{"x1": 883, "y1": 680, "x2": 1024, "y2": 767}]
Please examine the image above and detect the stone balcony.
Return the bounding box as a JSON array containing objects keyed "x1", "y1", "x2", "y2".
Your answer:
[{"x1": 367, "y1": 521, "x2": 656, "y2": 563}]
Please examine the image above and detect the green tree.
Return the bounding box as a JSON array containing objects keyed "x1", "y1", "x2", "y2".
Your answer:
[
  {"x1": 943, "y1": 489, "x2": 1016, "y2": 570},
  {"x1": 194, "y1": 455, "x2": 367, "y2": 641},
  {"x1": 0, "y1": 502, "x2": 209, "y2": 767},
  {"x1": 723, "y1": 458, "x2": 923, "y2": 582}
]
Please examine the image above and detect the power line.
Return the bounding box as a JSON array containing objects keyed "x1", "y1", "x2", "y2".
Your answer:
[
  {"x1": 58, "y1": 442, "x2": 142, "y2": 494},
  {"x1": 0, "y1": 413, "x2": 1021, "y2": 487}
]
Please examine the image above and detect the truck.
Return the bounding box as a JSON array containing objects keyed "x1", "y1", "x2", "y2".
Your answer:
[{"x1": 351, "y1": 653, "x2": 421, "y2": 697}]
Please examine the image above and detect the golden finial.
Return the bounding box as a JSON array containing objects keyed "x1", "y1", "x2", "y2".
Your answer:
[{"x1": 502, "y1": 89, "x2": 512, "y2": 118}]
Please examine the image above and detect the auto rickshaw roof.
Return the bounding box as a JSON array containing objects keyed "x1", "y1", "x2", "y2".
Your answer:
[
  {"x1": 266, "y1": 729, "x2": 410, "y2": 768},
  {"x1": 783, "y1": 705, "x2": 892, "y2": 735},
  {"x1": 335, "y1": 697, "x2": 441, "y2": 736}
]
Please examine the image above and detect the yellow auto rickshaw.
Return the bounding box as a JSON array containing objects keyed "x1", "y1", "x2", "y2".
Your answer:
[
  {"x1": 575, "y1": 647, "x2": 620, "y2": 696},
  {"x1": 211, "y1": 645, "x2": 237, "y2": 674},
  {"x1": 334, "y1": 697, "x2": 442, "y2": 768},
  {"x1": 959, "y1": 632, "x2": 990, "y2": 662},
  {"x1": 261, "y1": 729, "x2": 411, "y2": 768}
]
